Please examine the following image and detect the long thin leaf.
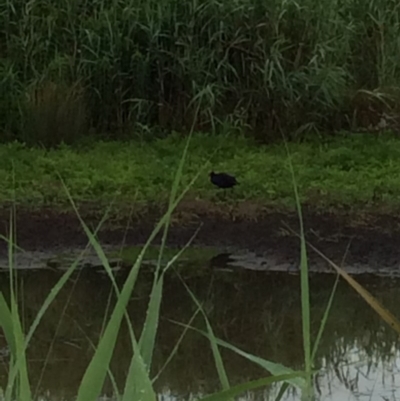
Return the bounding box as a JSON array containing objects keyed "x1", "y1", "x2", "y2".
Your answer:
[
  {"x1": 5, "y1": 206, "x2": 111, "y2": 396},
  {"x1": 121, "y1": 335, "x2": 156, "y2": 401},
  {"x1": 139, "y1": 225, "x2": 201, "y2": 372},
  {"x1": 6, "y1": 206, "x2": 31, "y2": 401},
  {"x1": 283, "y1": 137, "x2": 312, "y2": 399},
  {"x1": 152, "y1": 307, "x2": 201, "y2": 383},
  {"x1": 308, "y1": 241, "x2": 400, "y2": 334},
  {"x1": 275, "y1": 382, "x2": 290, "y2": 401},
  {"x1": 287, "y1": 225, "x2": 400, "y2": 335},
  {"x1": 178, "y1": 277, "x2": 230, "y2": 390},
  {"x1": 75, "y1": 167, "x2": 203, "y2": 401},
  {"x1": 310, "y1": 238, "x2": 352, "y2": 362},
  {"x1": 139, "y1": 132, "x2": 194, "y2": 372},
  {"x1": 0, "y1": 293, "x2": 16, "y2": 358},
  {"x1": 125, "y1": 141, "x2": 203, "y2": 399},
  {"x1": 200, "y1": 373, "x2": 303, "y2": 401},
  {"x1": 171, "y1": 319, "x2": 307, "y2": 390}
]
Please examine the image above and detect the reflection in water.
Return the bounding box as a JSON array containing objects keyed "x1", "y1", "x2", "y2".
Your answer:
[{"x1": 0, "y1": 264, "x2": 399, "y2": 400}]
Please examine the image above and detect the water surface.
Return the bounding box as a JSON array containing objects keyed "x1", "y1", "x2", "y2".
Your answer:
[{"x1": 0, "y1": 254, "x2": 399, "y2": 400}]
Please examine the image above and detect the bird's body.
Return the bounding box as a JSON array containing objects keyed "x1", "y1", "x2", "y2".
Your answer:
[{"x1": 209, "y1": 171, "x2": 238, "y2": 189}]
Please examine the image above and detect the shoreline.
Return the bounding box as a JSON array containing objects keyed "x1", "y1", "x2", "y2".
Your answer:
[{"x1": 1, "y1": 200, "x2": 400, "y2": 273}]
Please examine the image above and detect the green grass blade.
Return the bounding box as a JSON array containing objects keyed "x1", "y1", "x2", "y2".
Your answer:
[
  {"x1": 57, "y1": 176, "x2": 119, "y2": 289},
  {"x1": 275, "y1": 382, "x2": 290, "y2": 401},
  {"x1": 11, "y1": 302, "x2": 31, "y2": 401},
  {"x1": 59, "y1": 179, "x2": 150, "y2": 387},
  {"x1": 283, "y1": 139, "x2": 312, "y2": 399},
  {"x1": 156, "y1": 132, "x2": 193, "y2": 271},
  {"x1": 306, "y1": 240, "x2": 400, "y2": 335},
  {"x1": 139, "y1": 133, "x2": 193, "y2": 372},
  {"x1": 208, "y1": 335, "x2": 306, "y2": 389},
  {"x1": 310, "y1": 238, "x2": 351, "y2": 363},
  {"x1": 0, "y1": 293, "x2": 16, "y2": 357},
  {"x1": 75, "y1": 205, "x2": 179, "y2": 401},
  {"x1": 75, "y1": 258, "x2": 141, "y2": 401},
  {"x1": 199, "y1": 374, "x2": 302, "y2": 401},
  {"x1": 138, "y1": 274, "x2": 164, "y2": 370},
  {"x1": 121, "y1": 336, "x2": 157, "y2": 401},
  {"x1": 0, "y1": 234, "x2": 25, "y2": 254},
  {"x1": 6, "y1": 201, "x2": 111, "y2": 399},
  {"x1": 75, "y1": 181, "x2": 197, "y2": 400},
  {"x1": 58, "y1": 178, "x2": 142, "y2": 367},
  {"x1": 4, "y1": 209, "x2": 31, "y2": 401},
  {"x1": 311, "y1": 274, "x2": 340, "y2": 362},
  {"x1": 7, "y1": 243, "x2": 92, "y2": 398},
  {"x1": 171, "y1": 320, "x2": 306, "y2": 390},
  {"x1": 139, "y1": 226, "x2": 201, "y2": 373},
  {"x1": 73, "y1": 320, "x2": 122, "y2": 401},
  {"x1": 206, "y1": 318, "x2": 230, "y2": 390},
  {"x1": 87, "y1": 217, "x2": 173, "y2": 399},
  {"x1": 178, "y1": 276, "x2": 230, "y2": 390},
  {"x1": 0, "y1": 292, "x2": 16, "y2": 400},
  {"x1": 135, "y1": 125, "x2": 207, "y2": 377},
  {"x1": 152, "y1": 307, "x2": 201, "y2": 383}
]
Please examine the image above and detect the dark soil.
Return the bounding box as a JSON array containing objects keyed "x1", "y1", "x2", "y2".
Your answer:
[{"x1": 1, "y1": 200, "x2": 400, "y2": 270}]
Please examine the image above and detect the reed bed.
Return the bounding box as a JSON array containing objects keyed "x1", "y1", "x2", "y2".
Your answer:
[{"x1": 2, "y1": 0, "x2": 400, "y2": 144}]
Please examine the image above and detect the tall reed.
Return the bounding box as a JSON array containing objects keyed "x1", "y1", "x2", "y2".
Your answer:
[{"x1": 2, "y1": 0, "x2": 400, "y2": 143}]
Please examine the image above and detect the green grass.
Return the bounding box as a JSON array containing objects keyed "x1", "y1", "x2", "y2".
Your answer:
[{"x1": 1, "y1": 132, "x2": 400, "y2": 214}]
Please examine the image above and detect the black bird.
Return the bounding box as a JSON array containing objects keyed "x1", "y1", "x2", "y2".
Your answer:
[{"x1": 209, "y1": 171, "x2": 238, "y2": 189}]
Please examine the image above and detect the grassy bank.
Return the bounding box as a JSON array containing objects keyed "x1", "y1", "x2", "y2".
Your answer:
[
  {"x1": 1, "y1": 132, "x2": 400, "y2": 215},
  {"x1": 2, "y1": 0, "x2": 400, "y2": 142}
]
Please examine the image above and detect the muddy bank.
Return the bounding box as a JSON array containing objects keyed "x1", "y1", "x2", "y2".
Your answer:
[{"x1": 0, "y1": 200, "x2": 400, "y2": 272}]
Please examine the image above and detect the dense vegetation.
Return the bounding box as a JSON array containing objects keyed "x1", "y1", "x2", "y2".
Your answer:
[
  {"x1": 1, "y1": 133, "x2": 400, "y2": 212},
  {"x1": 2, "y1": 0, "x2": 400, "y2": 145}
]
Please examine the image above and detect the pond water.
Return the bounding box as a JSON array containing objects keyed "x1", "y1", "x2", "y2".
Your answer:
[{"x1": 0, "y1": 250, "x2": 399, "y2": 401}]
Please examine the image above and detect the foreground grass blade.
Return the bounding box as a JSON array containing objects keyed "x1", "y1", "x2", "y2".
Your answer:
[
  {"x1": 73, "y1": 321, "x2": 122, "y2": 401},
  {"x1": 58, "y1": 186, "x2": 158, "y2": 401},
  {"x1": 311, "y1": 274, "x2": 340, "y2": 363},
  {"x1": 139, "y1": 132, "x2": 194, "y2": 373},
  {"x1": 5, "y1": 208, "x2": 31, "y2": 401},
  {"x1": 178, "y1": 277, "x2": 230, "y2": 390},
  {"x1": 121, "y1": 337, "x2": 156, "y2": 401},
  {"x1": 199, "y1": 374, "x2": 302, "y2": 401},
  {"x1": 287, "y1": 224, "x2": 400, "y2": 335},
  {"x1": 171, "y1": 320, "x2": 306, "y2": 390},
  {"x1": 64, "y1": 200, "x2": 155, "y2": 401},
  {"x1": 152, "y1": 307, "x2": 201, "y2": 383},
  {"x1": 61, "y1": 179, "x2": 157, "y2": 401},
  {"x1": 75, "y1": 141, "x2": 205, "y2": 401},
  {"x1": 284, "y1": 138, "x2": 312, "y2": 399},
  {"x1": 75, "y1": 239, "x2": 154, "y2": 401},
  {"x1": 156, "y1": 128, "x2": 193, "y2": 271},
  {"x1": 310, "y1": 239, "x2": 352, "y2": 362},
  {"x1": 1, "y1": 292, "x2": 32, "y2": 401},
  {"x1": 0, "y1": 294, "x2": 16, "y2": 356},
  {"x1": 6, "y1": 210, "x2": 110, "y2": 400},
  {"x1": 137, "y1": 120, "x2": 213, "y2": 377},
  {"x1": 139, "y1": 226, "x2": 201, "y2": 375},
  {"x1": 125, "y1": 149, "x2": 202, "y2": 399},
  {"x1": 275, "y1": 382, "x2": 290, "y2": 401},
  {"x1": 306, "y1": 240, "x2": 400, "y2": 334},
  {"x1": 207, "y1": 333, "x2": 306, "y2": 389}
]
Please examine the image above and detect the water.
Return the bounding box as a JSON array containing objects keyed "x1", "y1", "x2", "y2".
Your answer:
[{"x1": 0, "y1": 251, "x2": 399, "y2": 400}]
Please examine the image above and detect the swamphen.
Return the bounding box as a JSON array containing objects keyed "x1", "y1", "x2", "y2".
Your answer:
[{"x1": 209, "y1": 171, "x2": 238, "y2": 189}]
